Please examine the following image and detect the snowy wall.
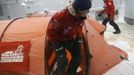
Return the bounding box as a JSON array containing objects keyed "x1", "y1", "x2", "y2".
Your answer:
[{"x1": 124, "y1": 0, "x2": 134, "y2": 25}]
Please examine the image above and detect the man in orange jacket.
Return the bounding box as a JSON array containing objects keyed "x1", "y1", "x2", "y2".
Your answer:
[
  {"x1": 98, "y1": 0, "x2": 121, "y2": 34},
  {"x1": 46, "y1": 0, "x2": 92, "y2": 75}
]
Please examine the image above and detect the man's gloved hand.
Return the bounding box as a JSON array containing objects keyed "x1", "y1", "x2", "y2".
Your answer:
[
  {"x1": 75, "y1": 37, "x2": 82, "y2": 45},
  {"x1": 98, "y1": 13, "x2": 102, "y2": 17}
]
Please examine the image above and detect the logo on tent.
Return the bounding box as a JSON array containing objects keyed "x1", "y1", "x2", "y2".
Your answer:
[{"x1": 0, "y1": 45, "x2": 24, "y2": 63}]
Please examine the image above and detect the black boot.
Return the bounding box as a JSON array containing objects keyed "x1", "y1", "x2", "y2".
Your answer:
[
  {"x1": 109, "y1": 21, "x2": 121, "y2": 34},
  {"x1": 113, "y1": 30, "x2": 121, "y2": 34},
  {"x1": 113, "y1": 25, "x2": 121, "y2": 34}
]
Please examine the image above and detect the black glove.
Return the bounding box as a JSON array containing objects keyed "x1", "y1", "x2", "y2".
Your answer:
[
  {"x1": 98, "y1": 13, "x2": 102, "y2": 17},
  {"x1": 75, "y1": 37, "x2": 82, "y2": 45}
]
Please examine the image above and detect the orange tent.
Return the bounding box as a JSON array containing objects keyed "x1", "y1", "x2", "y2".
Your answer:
[{"x1": 0, "y1": 16, "x2": 127, "y2": 75}]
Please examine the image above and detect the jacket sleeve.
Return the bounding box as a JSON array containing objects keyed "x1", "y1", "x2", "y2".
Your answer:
[
  {"x1": 77, "y1": 28, "x2": 83, "y2": 38},
  {"x1": 77, "y1": 22, "x2": 84, "y2": 39},
  {"x1": 47, "y1": 12, "x2": 64, "y2": 37}
]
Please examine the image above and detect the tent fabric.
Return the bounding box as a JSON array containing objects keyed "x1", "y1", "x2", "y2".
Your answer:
[
  {"x1": 0, "y1": 16, "x2": 127, "y2": 75},
  {"x1": 84, "y1": 19, "x2": 127, "y2": 75},
  {"x1": 0, "y1": 17, "x2": 50, "y2": 75}
]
